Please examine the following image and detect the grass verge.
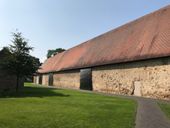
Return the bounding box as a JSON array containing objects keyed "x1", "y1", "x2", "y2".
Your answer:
[
  {"x1": 159, "y1": 103, "x2": 170, "y2": 119},
  {"x1": 0, "y1": 83, "x2": 137, "y2": 128}
]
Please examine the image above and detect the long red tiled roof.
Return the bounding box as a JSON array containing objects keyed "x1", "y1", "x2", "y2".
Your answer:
[{"x1": 38, "y1": 5, "x2": 170, "y2": 73}]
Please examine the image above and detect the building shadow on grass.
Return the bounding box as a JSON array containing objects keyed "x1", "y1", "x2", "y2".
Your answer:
[{"x1": 0, "y1": 86, "x2": 70, "y2": 98}]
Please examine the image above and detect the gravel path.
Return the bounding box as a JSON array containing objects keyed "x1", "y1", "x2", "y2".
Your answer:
[{"x1": 135, "y1": 98, "x2": 170, "y2": 128}]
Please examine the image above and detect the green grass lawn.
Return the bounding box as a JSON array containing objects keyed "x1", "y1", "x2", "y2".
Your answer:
[
  {"x1": 0, "y1": 83, "x2": 137, "y2": 128},
  {"x1": 159, "y1": 103, "x2": 170, "y2": 119}
]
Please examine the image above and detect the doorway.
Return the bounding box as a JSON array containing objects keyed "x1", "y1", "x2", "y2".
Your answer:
[
  {"x1": 133, "y1": 81, "x2": 141, "y2": 96},
  {"x1": 48, "y1": 73, "x2": 53, "y2": 86},
  {"x1": 39, "y1": 75, "x2": 42, "y2": 85},
  {"x1": 80, "y1": 68, "x2": 93, "y2": 90}
]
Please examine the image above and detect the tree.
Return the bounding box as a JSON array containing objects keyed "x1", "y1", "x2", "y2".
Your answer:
[
  {"x1": 0, "y1": 32, "x2": 40, "y2": 91},
  {"x1": 0, "y1": 47, "x2": 11, "y2": 62},
  {"x1": 47, "y1": 48, "x2": 65, "y2": 58},
  {"x1": 0, "y1": 47, "x2": 12, "y2": 69}
]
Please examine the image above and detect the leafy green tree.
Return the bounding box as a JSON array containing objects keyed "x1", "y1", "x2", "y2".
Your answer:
[
  {"x1": 47, "y1": 48, "x2": 65, "y2": 58},
  {"x1": 0, "y1": 32, "x2": 40, "y2": 91}
]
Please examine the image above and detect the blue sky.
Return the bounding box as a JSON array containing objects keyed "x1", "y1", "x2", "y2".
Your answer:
[{"x1": 0, "y1": 0, "x2": 170, "y2": 62}]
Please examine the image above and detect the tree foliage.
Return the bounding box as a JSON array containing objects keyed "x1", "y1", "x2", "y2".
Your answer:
[
  {"x1": 0, "y1": 47, "x2": 12, "y2": 69},
  {"x1": 0, "y1": 32, "x2": 40, "y2": 91},
  {"x1": 47, "y1": 48, "x2": 65, "y2": 58}
]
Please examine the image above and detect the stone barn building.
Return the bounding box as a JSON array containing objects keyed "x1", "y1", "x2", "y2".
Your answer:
[{"x1": 34, "y1": 5, "x2": 170, "y2": 100}]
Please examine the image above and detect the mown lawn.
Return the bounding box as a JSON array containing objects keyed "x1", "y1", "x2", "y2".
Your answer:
[
  {"x1": 0, "y1": 83, "x2": 137, "y2": 128},
  {"x1": 159, "y1": 103, "x2": 170, "y2": 119}
]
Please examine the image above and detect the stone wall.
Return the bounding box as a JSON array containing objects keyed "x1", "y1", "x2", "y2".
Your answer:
[
  {"x1": 42, "y1": 74, "x2": 49, "y2": 86},
  {"x1": 92, "y1": 57, "x2": 170, "y2": 100},
  {"x1": 33, "y1": 76, "x2": 36, "y2": 83},
  {"x1": 0, "y1": 69, "x2": 23, "y2": 90},
  {"x1": 35, "y1": 57, "x2": 170, "y2": 100},
  {"x1": 33, "y1": 76, "x2": 39, "y2": 84},
  {"x1": 53, "y1": 70, "x2": 80, "y2": 89}
]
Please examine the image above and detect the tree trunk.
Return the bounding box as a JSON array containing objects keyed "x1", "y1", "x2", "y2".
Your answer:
[{"x1": 16, "y1": 75, "x2": 19, "y2": 92}]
